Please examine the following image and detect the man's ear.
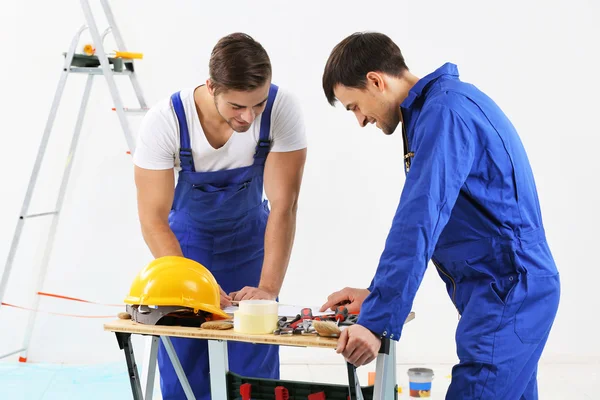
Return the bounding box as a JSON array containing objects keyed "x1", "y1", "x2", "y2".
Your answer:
[
  {"x1": 206, "y1": 79, "x2": 215, "y2": 96},
  {"x1": 365, "y1": 71, "x2": 386, "y2": 92}
]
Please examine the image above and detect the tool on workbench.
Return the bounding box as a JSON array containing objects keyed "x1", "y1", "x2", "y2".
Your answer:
[
  {"x1": 274, "y1": 311, "x2": 315, "y2": 335},
  {"x1": 298, "y1": 307, "x2": 321, "y2": 335},
  {"x1": 117, "y1": 312, "x2": 131, "y2": 320},
  {"x1": 273, "y1": 316, "x2": 295, "y2": 335},
  {"x1": 273, "y1": 327, "x2": 294, "y2": 335},
  {"x1": 301, "y1": 307, "x2": 313, "y2": 320},
  {"x1": 335, "y1": 305, "x2": 349, "y2": 326},
  {"x1": 289, "y1": 313, "x2": 305, "y2": 329},
  {"x1": 301, "y1": 318, "x2": 313, "y2": 334},
  {"x1": 200, "y1": 320, "x2": 233, "y2": 330},
  {"x1": 288, "y1": 313, "x2": 301, "y2": 325},
  {"x1": 313, "y1": 320, "x2": 342, "y2": 337}
]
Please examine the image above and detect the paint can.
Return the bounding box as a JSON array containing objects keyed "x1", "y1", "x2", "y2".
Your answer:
[{"x1": 407, "y1": 367, "x2": 434, "y2": 398}]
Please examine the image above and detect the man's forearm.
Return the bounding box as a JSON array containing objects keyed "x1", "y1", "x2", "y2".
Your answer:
[
  {"x1": 258, "y1": 207, "x2": 297, "y2": 296},
  {"x1": 141, "y1": 221, "x2": 183, "y2": 258}
]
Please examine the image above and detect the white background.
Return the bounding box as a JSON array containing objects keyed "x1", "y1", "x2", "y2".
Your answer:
[{"x1": 0, "y1": 0, "x2": 598, "y2": 368}]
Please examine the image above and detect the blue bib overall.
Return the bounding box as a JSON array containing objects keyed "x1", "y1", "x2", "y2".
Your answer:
[{"x1": 157, "y1": 85, "x2": 280, "y2": 399}]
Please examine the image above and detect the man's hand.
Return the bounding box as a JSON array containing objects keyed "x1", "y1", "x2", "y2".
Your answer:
[
  {"x1": 229, "y1": 286, "x2": 277, "y2": 302},
  {"x1": 320, "y1": 287, "x2": 370, "y2": 314},
  {"x1": 336, "y1": 324, "x2": 381, "y2": 367},
  {"x1": 220, "y1": 286, "x2": 232, "y2": 308}
]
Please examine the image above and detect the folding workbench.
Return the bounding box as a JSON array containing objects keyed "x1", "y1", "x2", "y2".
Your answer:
[{"x1": 104, "y1": 312, "x2": 414, "y2": 400}]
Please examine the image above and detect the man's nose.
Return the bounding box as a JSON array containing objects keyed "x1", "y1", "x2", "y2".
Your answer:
[
  {"x1": 355, "y1": 111, "x2": 367, "y2": 127},
  {"x1": 241, "y1": 108, "x2": 256, "y2": 123}
]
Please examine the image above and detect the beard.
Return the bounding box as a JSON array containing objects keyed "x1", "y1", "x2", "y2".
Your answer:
[
  {"x1": 373, "y1": 96, "x2": 401, "y2": 135},
  {"x1": 380, "y1": 109, "x2": 401, "y2": 135},
  {"x1": 230, "y1": 120, "x2": 251, "y2": 132},
  {"x1": 213, "y1": 97, "x2": 252, "y2": 132}
]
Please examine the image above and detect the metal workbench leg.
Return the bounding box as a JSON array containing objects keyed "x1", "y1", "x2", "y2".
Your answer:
[
  {"x1": 141, "y1": 336, "x2": 159, "y2": 400},
  {"x1": 160, "y1": 336, "x2": 196, "y2": 400},
  {"x1": 115, "y1": 332, "x2": 144, "y2": 400},
  {"x1": 346, "y1": 362, "x2": 365, "y2": 400},
  {"x1": 373, "y1": 338, "x2": 397, "y2": 400},
  {"x1": 208, "y1": 340, "x2": 229, "y2": 400}
]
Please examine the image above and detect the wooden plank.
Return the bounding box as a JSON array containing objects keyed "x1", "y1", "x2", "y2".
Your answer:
[
  {"x1": 104, "y1": 311, "x2": 415, "y2": 349},
  {"x1": 104, "y1": 319, "x2": 338, "y2": 348}
]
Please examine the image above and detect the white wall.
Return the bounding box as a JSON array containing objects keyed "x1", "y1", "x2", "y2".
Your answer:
[{"x1": 0, "y1": 0, "x2": 598, "y2": 366}]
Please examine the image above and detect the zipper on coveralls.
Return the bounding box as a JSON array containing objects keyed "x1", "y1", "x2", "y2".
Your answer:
[
  {"x1": 401, "y1": 112, "x2": 414, "y2": 173},
  {"x1": 432, "y1": 258, "x2": 461, "y2": 320}
]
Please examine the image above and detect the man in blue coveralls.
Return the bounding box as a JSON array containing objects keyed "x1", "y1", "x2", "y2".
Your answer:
[
  {"x1": 319, "y1": 32, "x2": 560, "y2": 399},
  {"x1": 133, "y1": 33, "x2": 307, "y2": 399}
]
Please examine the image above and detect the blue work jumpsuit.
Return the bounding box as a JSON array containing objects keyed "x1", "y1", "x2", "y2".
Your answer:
[
  {"x1": 157, "y1": 84, "x2": 281, "y2": 399},
  {"x1": 358, "y1": 63, "x2": 560, "y2": 399}
]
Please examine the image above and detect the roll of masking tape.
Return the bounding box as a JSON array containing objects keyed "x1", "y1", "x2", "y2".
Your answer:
[{"x1": 234, "y1": 300, "x2": 278, "y2": 334}]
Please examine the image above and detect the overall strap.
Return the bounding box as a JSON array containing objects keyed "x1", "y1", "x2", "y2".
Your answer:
[
  {"x1": 170, "y1": 91, "x2": 195, "y2": 172},
  {"x1": 253, "y1": 84, "x2": 279, "y2": 166}
]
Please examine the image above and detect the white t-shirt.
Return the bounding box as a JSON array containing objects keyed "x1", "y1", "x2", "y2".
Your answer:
[{"x1": 132, "y1": 86, "x2": 307, "y2": 172}]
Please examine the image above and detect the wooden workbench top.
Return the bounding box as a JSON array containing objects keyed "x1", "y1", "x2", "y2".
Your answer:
[
  {"x1": 104, "y1": 319, "x2": 339, "y2": 348},
  {"x1": 104, "y1": 312, "x2": 415, "y2": 350}
]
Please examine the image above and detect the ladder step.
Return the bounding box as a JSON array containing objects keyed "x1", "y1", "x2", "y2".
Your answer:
[
  {"x1": 111, "y1": 107, "x2": 149, "y2": 114},
  {"x1": 69, "y1": 67, "x2": 132, "y2": 75},
  {"x1": 21, "y1": 211, "x2": 59, "y2": 219}
]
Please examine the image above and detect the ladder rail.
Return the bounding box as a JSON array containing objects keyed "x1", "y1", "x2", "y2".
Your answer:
[
  {"x1": 0, "y1": 25, "x2": 88, "y2": 313},
  {"x1": 99, "y1": 0, "x2": 148, "y2": 110},
  {"x1": 99, "y1": 0, "x2": 128, "y2": 51},
  {"x1": 80, "y1": 0, "x2": 136, "y2": 153},
  {"x1": 18, "y1": 74, "x2": 95, "y2": 362},
  {"x1": 128, "y1": 72, "x2": 149, "y2": 110}
]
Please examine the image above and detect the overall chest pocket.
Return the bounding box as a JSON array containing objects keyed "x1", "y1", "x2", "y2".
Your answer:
[{"x1": 191, "y1": 180, "x2": 253, "y2": 203}]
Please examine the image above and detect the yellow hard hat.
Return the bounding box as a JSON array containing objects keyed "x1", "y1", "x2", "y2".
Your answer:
[{"x1": 124, "y1": 256, "x2": 229, "y2": 320}]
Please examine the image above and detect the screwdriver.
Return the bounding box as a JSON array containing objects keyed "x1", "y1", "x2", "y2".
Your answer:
[
  {"x1": 300, "y1": 307, "x2": 313, "y2": 320},
  {"x1": 334, "y1": 305, "x2": 349, "y2": 326}
]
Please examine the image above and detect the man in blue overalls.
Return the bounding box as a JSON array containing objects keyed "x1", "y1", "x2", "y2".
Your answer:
[
  {"x1": 133, "y1": 33, "x2": 307, "y2": 399},
  {"x1": 320, "y1": 32, "x2": 560, "y2": 399}
]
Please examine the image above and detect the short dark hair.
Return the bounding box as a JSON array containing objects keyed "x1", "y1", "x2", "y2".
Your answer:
[
  {"x1": 209, "y1": 33, "x2": 271, "y2": 95},
  {"x1": 322, "y1": 32, "x2": 409, "y2": 105}
]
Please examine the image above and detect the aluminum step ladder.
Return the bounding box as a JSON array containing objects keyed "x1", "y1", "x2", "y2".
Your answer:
[{"x1": 0, "y1": 0, "x2": 148, "y2": 362}]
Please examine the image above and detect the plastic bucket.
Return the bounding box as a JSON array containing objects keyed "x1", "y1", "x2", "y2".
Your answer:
[{"x1": 407, "y1": 368, "x2": 434, "y2": 398}]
